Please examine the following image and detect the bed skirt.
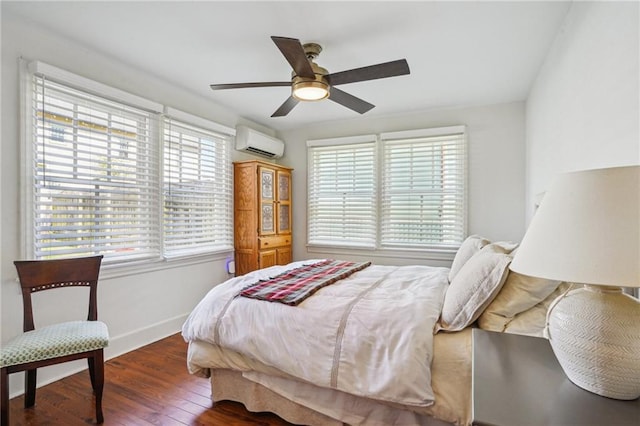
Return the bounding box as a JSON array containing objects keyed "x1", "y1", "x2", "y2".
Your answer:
[
  {"x1": 211, "y1": 369, "x2": 343, "y2": 425},
  {"x1": 210, "y1": 368, "x2": 457, "y2": 426}
]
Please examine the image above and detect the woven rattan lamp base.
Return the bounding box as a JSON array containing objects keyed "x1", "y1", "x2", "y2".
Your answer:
[{"x1": 546, "y1": 285, "x2": 640, "y2": 400}]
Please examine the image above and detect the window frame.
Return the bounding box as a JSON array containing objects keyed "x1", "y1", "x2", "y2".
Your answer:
[
  {"x1": 20, "y1": 60, "x2": 235, "y2": 272},
  {"x1": 306, "y1": 126, "x2": 467, "y2": 260}
]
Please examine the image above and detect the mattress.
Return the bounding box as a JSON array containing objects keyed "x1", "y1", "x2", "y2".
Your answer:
[{"x1": 187, "y1": 327, "x2": 472, "y2": 426}]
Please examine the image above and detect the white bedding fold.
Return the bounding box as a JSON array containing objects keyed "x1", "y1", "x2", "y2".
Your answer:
[{"x1": 182, "y1": 260, "x2": 449, "y2": 407}]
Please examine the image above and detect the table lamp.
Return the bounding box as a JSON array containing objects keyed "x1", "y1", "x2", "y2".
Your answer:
[{"x1": 510, "y1": 165, "x2": 639, "y2": 400}]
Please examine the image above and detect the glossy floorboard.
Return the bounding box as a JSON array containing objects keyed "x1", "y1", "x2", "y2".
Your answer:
[{"x1": 7, "y1": 333, "x2": 294, "y2": 425}]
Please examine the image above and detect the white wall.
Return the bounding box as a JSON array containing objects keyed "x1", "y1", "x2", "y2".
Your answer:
[
  {"x1": 8, "y1": 0, "x2": 624, "y2": 398},
  {"x1": 279, "y1": 102, "x2": 527, "y2": 267},
  {"x1": 525, "y1": 1, "x2": 639, "y2": 222},
  {"x1": 0, "y1": 13, "x2": 265, "y2": 396}
]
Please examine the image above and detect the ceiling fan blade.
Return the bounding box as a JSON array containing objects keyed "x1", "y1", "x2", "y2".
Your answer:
[
  {"x1": 327, "y1": 59, "x2": 410, "y2": 86},
  {"x1": 271, "y1": 96, "x2": 299, "y2": 117},
  {"x1": 210, "y1": 82, "x2": 290, "y2": 90},
  {"x1": 328, "y1": 87, "x2": 375, "y2": 114},
  {"x1": 271, "y1": 36, "x2": 315, "y2": 78}
]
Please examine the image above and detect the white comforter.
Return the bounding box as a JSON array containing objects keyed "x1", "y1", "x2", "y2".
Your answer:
[{"x1": 182, "y1": 260, "x2": 449, "y2": 408}]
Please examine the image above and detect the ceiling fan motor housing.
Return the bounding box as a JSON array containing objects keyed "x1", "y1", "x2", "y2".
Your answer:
[
  {"x1": 291, "y1": 61, "x2": 330, "y2": 101},
  {"x1": 302, "y1": 42, "x2": 322, "y2": 59}
]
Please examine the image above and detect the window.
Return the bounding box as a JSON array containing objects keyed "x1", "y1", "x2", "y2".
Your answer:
[
  {"x1": 380, "y1": 128, "x2": 466, "y2": 249},
  {"x1": 163, "y1": 113, "x2": 232, "y2": 257},
  {"x1": 307, "y1": 126, "x2": 466, "y2": 252},
  {"x1": 307, "y1": 136, "x2": 377, "y2": 248},
  {"x1": 24, "y1": 61, "x2": 234, "y2": 265}
]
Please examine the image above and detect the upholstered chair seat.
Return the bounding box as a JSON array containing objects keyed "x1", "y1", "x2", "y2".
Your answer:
[{"x1": 1, "y1": 320, "x2": 109, "y2": 368}]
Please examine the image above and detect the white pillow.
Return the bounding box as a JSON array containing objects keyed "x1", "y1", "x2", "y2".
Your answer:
[
  {"x1": 448, "y1": 235, "x2": 490, "y2": 282},
  {"x1": 439, "y1": 250, "x2": 512, "y2": 332},
  {"x1": 477, "y1": 270, "x2": 561, "y2": 332}
]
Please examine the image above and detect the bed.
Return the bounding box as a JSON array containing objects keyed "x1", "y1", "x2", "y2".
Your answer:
[{"x1": 182, "y1": 236, "x2": 567, "y2": 426}]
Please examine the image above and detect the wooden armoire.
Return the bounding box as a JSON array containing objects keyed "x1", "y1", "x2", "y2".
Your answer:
[{"x1": 233, "y1": 160, "x2": 293, "y2": 275}]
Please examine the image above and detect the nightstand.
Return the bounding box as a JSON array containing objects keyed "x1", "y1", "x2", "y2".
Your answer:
[{"x1": 472, "y1": 329, "x2": 640, "y2": 425}]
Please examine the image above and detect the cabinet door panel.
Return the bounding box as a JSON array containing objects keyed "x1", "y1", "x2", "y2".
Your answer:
[
  {"x1": 260, "y1": 168, "x2": 275, "y2": 200},
  {"x1": 259, "y1": 249, "x2": 277, "y2": 269},
  {"x1": 260, "y1": 203, "x2": 275, "y2": 235},
  {"x1": 277, "y1": 204, "x2": 290, "y2": 233},
  {"x1": 276, "y1": 170, "x2": 292, "y2": 234},
  {"x1": 277, "y1": 247, "x2": 292, "y2": 266},
  {"x1": 277, "y1": 171, "x2": 290, "y2": 201}
]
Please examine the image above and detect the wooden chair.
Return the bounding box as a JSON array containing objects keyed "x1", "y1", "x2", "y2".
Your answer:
[{"x1": 1, "y1": 255, "x2": 108, "y2": 424}]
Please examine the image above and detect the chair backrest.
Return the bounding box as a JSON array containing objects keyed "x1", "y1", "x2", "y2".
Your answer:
[{"x1": 13, "y1": 255, "x2": 104, "y2": 332}]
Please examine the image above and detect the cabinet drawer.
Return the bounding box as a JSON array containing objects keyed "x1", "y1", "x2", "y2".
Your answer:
[{"x1": 259, "y1": 235, "x2": 291, "y2": 249}]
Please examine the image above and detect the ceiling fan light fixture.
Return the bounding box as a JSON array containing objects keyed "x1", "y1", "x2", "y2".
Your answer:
[{"x1": 292, "y1": 79, "x2": 330, "y2": 101}]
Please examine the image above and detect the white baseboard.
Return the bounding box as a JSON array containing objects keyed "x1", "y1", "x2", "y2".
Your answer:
[
  {"x1": 8, "y1": 313, "x2": 189, "y2": 399},
  {"x1": 103, "y1": 313, "x2": 188, "y2": 360}
]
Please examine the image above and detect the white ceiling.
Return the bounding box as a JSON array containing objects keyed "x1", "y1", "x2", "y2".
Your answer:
[{"x1": 4, "y1": 1, "x2": 571, "y2": 132}]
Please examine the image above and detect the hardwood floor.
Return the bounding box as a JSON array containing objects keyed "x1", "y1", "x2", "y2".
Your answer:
[{"x1": 7, "y1": 333, "x2": 295, "y2": 425}]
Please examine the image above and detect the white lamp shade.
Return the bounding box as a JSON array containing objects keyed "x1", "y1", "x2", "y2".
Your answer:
[{"x1": 511, "y1": 165, "x2": 639, "y2": 288}]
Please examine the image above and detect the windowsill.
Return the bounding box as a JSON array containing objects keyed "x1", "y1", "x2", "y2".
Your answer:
[
  {"x1": 306, "y1": 244, "x2": 457, "y2": 263},
  {"x1": 98, "y1": 250, "x2": 233, "y2": 281}
]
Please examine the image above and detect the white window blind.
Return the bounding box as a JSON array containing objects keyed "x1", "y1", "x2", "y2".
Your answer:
[
  {"x1": 307, "y1": 139, "x2": 377, "y2": 248},
  {"x1": 162, "y1": 115, "x2": 233, "y2": 257},
  {"x1": 307, "y1": 127, "x2": 466, "y2": 252},
  {"x1": 25, "y1": 61, "x2": 235, "y2": 266},
  {"x1": 30, "y1": 75, "x2": 161, "y2": 262},
  {"x1": 380, "y1": 128, "x2": 466, "y2": 249}
]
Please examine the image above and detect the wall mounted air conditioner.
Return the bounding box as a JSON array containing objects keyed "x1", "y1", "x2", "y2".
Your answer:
[{"x1": 235, "y1": 125, "x2": 284, "y2": 159}]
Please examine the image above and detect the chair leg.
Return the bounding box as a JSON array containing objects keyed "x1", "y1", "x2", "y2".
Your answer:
[
  {"x1": 1, "y1": 367, "x2": 9, "y2": 426},
  {"x1": 94, "y1": 350, "x2": 105, "y2": 424},
  {"x1": 88, "y1": 356, "x2": 96, "y2": 391},
  {"x1": 24, "y1": 369, "x2": 37, "y2": 408}
]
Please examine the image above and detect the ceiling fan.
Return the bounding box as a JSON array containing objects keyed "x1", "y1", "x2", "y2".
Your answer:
[{"x1": 209, "y1": 36, "x2": 410, "y2": 118}]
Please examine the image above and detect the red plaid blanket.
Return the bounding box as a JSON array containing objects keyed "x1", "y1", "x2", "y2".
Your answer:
[{"x1": 239, "y1": 260, "x2": 371, "y2": 306}]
